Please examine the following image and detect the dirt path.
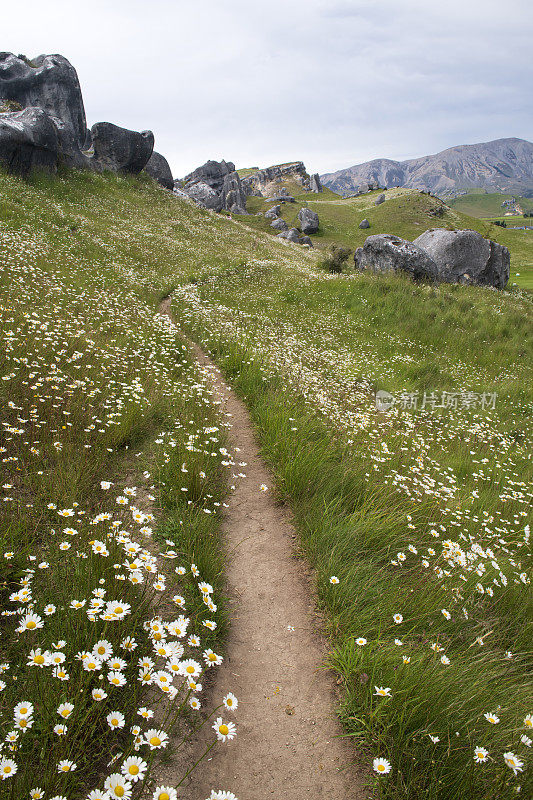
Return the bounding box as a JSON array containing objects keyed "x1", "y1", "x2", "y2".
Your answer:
[{"x1": 158, "y1": 298, "x2": 365, "y2": 799}]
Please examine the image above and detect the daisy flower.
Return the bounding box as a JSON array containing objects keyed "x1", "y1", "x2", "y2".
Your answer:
[
  {"x1": 153, "y1": 788, "x2": 178, "y2": 800},
  {"x1": 473, "y1": 746, "x2": 489, "y2": 763},
  {"x1": 374, "y1": 686, "x2": 392, "y2": 697},
  {"x1": 212, "y1": 717, "x2": 237, "y2": 742},
  {"x1": 144, "y1": 729, "x2": 169, "y2": 749},
  {"x1": 223, "y1": 693, "x2": 238, "y2": 712},
  {"x1": 57, "y1": 760, "x2": 76, "y2": 772},
  {"x1": 373, "y1": 757, "x2": 391, "y2": 775},
  {"x1": 104, "y1": 774, "x2": 133, "y2": 799},
  {"x1": 14, "y1": 701, "x2": 33, "y2": 718},
  {"x1": 393, "y1": 614, "x2": 403, "y2": 624},
  {"x1": 355, "y1": 638, "x2": 367, "y2": 646},
  {"x1": 503, "y1": 751, "x2": 524, "y2": 774},
  {"x1": 107, "y1": 711, "x2": 126, "y2": 729},
  {"x1": 329, "y1": 576, "x2": 339, "y2": 584},
  {"x1": 0, "y1": 759, "x2": 17, "y2": 778},
  {"x1": 203, "y1": 649, "x2": 223, "y2": 667},
  {"x1": 121, "y1": 755, "x2": 147, "y2": 782},
  {"x1": 484, "y1": 712, "x2": 500, "y2": 724},
  {"x1": 57, "y1": 702, "x2": 74, "y2": 719}
]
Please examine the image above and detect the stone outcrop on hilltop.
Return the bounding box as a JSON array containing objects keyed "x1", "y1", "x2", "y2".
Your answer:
[
  {"x1": 178, "y1": 159, "x2": 248, "y2": 214},
  {"x1": 241, "y1": 161, "x2": 313, "y2": 197},
  {"x1": 354, "y1": 230, "x2": 510, "y2": 288},
  {"x1": 321, "y1": 138, "x2": 533, "y2": 198},
  {"x1": 0, "y1": 51, "x2": 174, "y2": 185}
]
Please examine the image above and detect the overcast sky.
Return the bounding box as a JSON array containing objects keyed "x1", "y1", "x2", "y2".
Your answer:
[{"x1": 3, "y1": 0, "x2": 532, "y2": 177}]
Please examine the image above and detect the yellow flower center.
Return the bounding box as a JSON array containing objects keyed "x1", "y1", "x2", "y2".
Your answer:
[
  {"x1": 20, "y1": 719, "x2": 27, "y2": 727},
  {"x1": 219, "y1": 724, "x2": 229, "y2": 736},
  {"x1": 150, "y1": 736, "x2": 161, "y2": 746},
  {"x1": 186, "y1": 666, "x2": 194, "y2": 674},
  {"x1": 26, "y1": 621, "x2": 36, "y2": 629},
  {"x1": 61, "y1": 710, "x2": 70, "y2": 717},
  {"x1": 3, "y1": 767, "x2": 12, "y2": 774},
  {"x1": 153, "y1": 632, "x2": 162, "y2": 641},
  {"x1": 34, "y1": 655, "x2": 45, "y2": 664},
  {"x1": 128, "y1": 765, "x2": 139, "y2": 775},
  {"x1": 227, "y1": 699, "x2": 233, "y2": 706},
  {"x1": 115, "y1": 788, "x2": 125, "y2": 798},
  {"x1": 526, "y1": 720, "x2": 532, "y2": 728},
  {"x1": 97, "y1": 646, "x2": 105, "y2": 654},
  {"x1": 20, "y1": 707, "x2": 28, "y2": 714},
  {"x1": 115, "y1": 606, "x2": 123, "y2": 614},
  {"x1": 159, "y1": 793, "x2": 170, "y2": 800}
]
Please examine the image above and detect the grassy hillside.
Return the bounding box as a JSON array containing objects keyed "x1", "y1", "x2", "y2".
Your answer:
[
  {"x1": 449, "y1": 191, "x2": 533, "y2": 218},
  {"x1": 1, "y1": 168, "x2": 531, "y2": 799},
  {"x1": 240, "y1": 187, "x2": 533, "y2": 289}
]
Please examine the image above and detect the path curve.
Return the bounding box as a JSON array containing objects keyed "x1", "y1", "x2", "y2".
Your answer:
[{"x1": 159, "y1": 297, "x2": 365, "y2": 799}]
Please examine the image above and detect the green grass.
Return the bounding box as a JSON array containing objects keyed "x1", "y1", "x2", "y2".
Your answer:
[
  {"x1": 1, "y1": 167, "x2": 531, "y2": 798},
  {"x1": 239, "y1": 187, "x2": 533, "y2": 290},
  {"x1": 449, "y1": 192, "x2": 533, "y2": 219},
  {"x1": 174, "y1": 262, "x2": 533, "y2": 800}
]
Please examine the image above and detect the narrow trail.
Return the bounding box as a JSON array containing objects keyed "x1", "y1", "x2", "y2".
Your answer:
[{"x1": 158, "y1": 297, "x2": 365, "y2": 799}]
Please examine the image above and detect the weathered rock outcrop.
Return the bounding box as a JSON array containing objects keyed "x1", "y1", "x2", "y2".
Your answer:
[
  {"x1": 271, "y1": 217, "x2": 288, "y2": 232},
  {"x1": 0, "y1": 52, "x2": 87, "y2": 167},
  {"x1": 413, "y1": 229, "x2": 510, "y2": 288},
  {"x1": 310, "y1": 173, "x2": 323, "y2": 193},
  {"x1": 241, "y1": 161, "x2": 310, "y2": 196},
  {"x1": 264, "y1": 205, "x2": 280, "y2": 220},
  {"x1": 184, "y1": 181, "x2": 223, "y2": 211},
  {"x1": 89, "y1": 122, "x2": 154, "y2": 175},
  {"x1": 298, "y1": 207, "x2": 319, "y2": 234},
  {"x1": 222, "y1": 171, "x2": 247, "y2": 214},
  {"x1": 145, "y1": 151, "x2": 173, "y2": 189},
  {"x1": 181, "y1": 159, "x2": 247, "y2": 213},
  {"x1": 374, "y1": 193, "x2": 386, "y2": 205},
  {"x1": 278, "y1": 228, "x2": 301, "y2": 243},
  {"x1": 0, "y1": 106, "x2": 59, "y2": 175},
  {"x1": 354, "y1": 234, "x2": 439, "y2": 281}
]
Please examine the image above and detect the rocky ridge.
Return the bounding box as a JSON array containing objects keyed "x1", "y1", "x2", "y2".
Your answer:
[{"x1": 321, "y1": 138, "x2": 533, "y2": 198}]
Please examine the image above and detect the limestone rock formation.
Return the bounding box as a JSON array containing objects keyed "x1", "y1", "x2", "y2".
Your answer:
[
  {"x1": 354, "y1": 234, "x2": 439, "y2": 281},
  {"x1": 184, "y1": 181, "x2": 223, "y2": 212},
  {"x1": 182, "y1": 159, "x2": 247, "y2": 213},
  {"x1": 89, "y1": 122, "x2": 154, "y2": 175},
  {"x1": 241, "y1": 161, "x2": 311, "y2": 197},
  {"x1": 264, "y1": 205, "x2": 280, "y2": 220},
  {"x1": 271, "y1": 218, "x2": 288, "y2": 232},
  {"x1": 278, "y1": 228, "x2": 301, "y2": 243},
  {"x1": 184, "y1": 159, "x2": 235, "y2": 192},
  {"x1": 359, "y1": 218, "x2": 370, "y2": 229},
  {"x1": 298, "y1": 207, "x2": 319, "y2": 234},
  {"x1": 0, "y1": 106, "x2": 58, "y2": 175},
  {"x1": 374, "y1": 193, "x2": 386, "y2": 205},
  {"x1": 310, "y1": 173, "x2": 323, "y2": 193},
  {"x1": 413, "y1": 229, "x2": 510, "y2": 288},
  {"x1": 145, "y1": 151, "x2": 173, "y2": 189},
  {"x1": 222, "y1": 171, "x2": 247, "y2": 214},
  {"x1": 0, "y1": 52, "x2": 87, "y2": 167}
]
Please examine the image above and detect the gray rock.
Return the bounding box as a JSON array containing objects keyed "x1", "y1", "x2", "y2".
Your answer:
[
  {"x1": 265, "y1": 205, "x2": 280, "y2": 220},
  {"x1": 0, "y1": 106, "x2": 58, "y2": 175},
  {"x1": 145, "y1": 151, "x2": 173, "y2": 189},
  {"x1": 278, "y1": 227, "x2": 300, "y2": 243},
  {"x1": 184, "y1": 159, "x2": 235, "y2": 192},
  {"x1": 298, "y1": 207, "x2": 319, "y2": 234},
  {"x1": 299, "y1": 235, "x2": 313, "y2": 247},
  {"x1": 374, "y1": 193, "x2": 386, "y2": 205},
  {"x1": 184, "y1": 181, "x2": 223, "y2": 212},
  {"x1": 413, "y1": 229, "x2": 510, "y2": 288},
  {"x1": 0, "y1": 52, "x2": 87, "y2": 167},
  {"x1": 90, "y1": 122, "x2": 154, "y2": 174},
  {"x1": 222, "y1": 171, "x2": 247, "y2": 213},
  {"x1": 359, "y1": 218, "x2": 370, "y2": 229},
  {"x1": 268, "y1": 195, "x2": 296, "y2": 203},
  {"x1": 354, "y1": 234, "x2": 439, "y2": 281},
  {"x1": 271, "y1": 217, "x2": 288, "y2": 232},
  {"x1": 172, "y1": 186, "x2": 191, "y2": 201},
  {"x1": 310, "y1": 173, "x2": 323, "y2": 193}
]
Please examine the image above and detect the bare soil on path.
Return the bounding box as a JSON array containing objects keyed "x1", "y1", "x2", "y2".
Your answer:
[{"x1": 157, "y1": 298, "x2": 366, "y2": 799}]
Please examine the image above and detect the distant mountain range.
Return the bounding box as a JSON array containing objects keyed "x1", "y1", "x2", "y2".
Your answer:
[{"x1": 321, "y1": 138, "x2": 533, "y2": 198}]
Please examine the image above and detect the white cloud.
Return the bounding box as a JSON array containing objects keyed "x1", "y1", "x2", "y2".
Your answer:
[{"x1": 2, "y1": 0, "x2": 531, "y2": 176}]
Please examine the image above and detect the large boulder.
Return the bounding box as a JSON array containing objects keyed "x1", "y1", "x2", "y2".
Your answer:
[
  {"x1": 359, "y1": 218, "x2": 370, "y2": 229},
  {"x1": 278, "y1": 227, "x2": 300, "y2": 243},
  {"x1": 265, "y1": 205, "x2": 280, "y2": 220},
  {"x1": 0, "y1": 106, "x2": 58, "y2": 175},
  {"x1": 184, "y1": 159, "x2": 235, "y2": 192},
  {"x1": 0, "y1": 52, "x2": 87, "y2": 167},
  {"x1": 374, "y1": 193, "x2": 386, "y2": 205},
  {"x1": 271, "y1": 217, "x2": 288, "y2": 232},
  {"x1": 145, "y1": 151, "x2": 173, "y2": 189},
  {"x1": 413, "y1": 229, "x2": 510, "y2": 288},
  {"x1": 310, "y1": 173, "x2": 323, "y2": 193},
  {"x1": 184, "y1": 180, "x2": 223, "y2": 212},
  {"x1": 90, "y1": 122, "x2": 154, "y2": 175},
  {"x1": 298, "y1": 207, "x2": 319, "y2": 234},
  {"x1": 267, "y1": 194, "x2": 296, "y2": 203},
  {"x1": 354, "y1": 234, "x2": 439, "y2": 281},
  {"x1": 222, "y1": 170, "x2": 247, "y2": 214}
]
